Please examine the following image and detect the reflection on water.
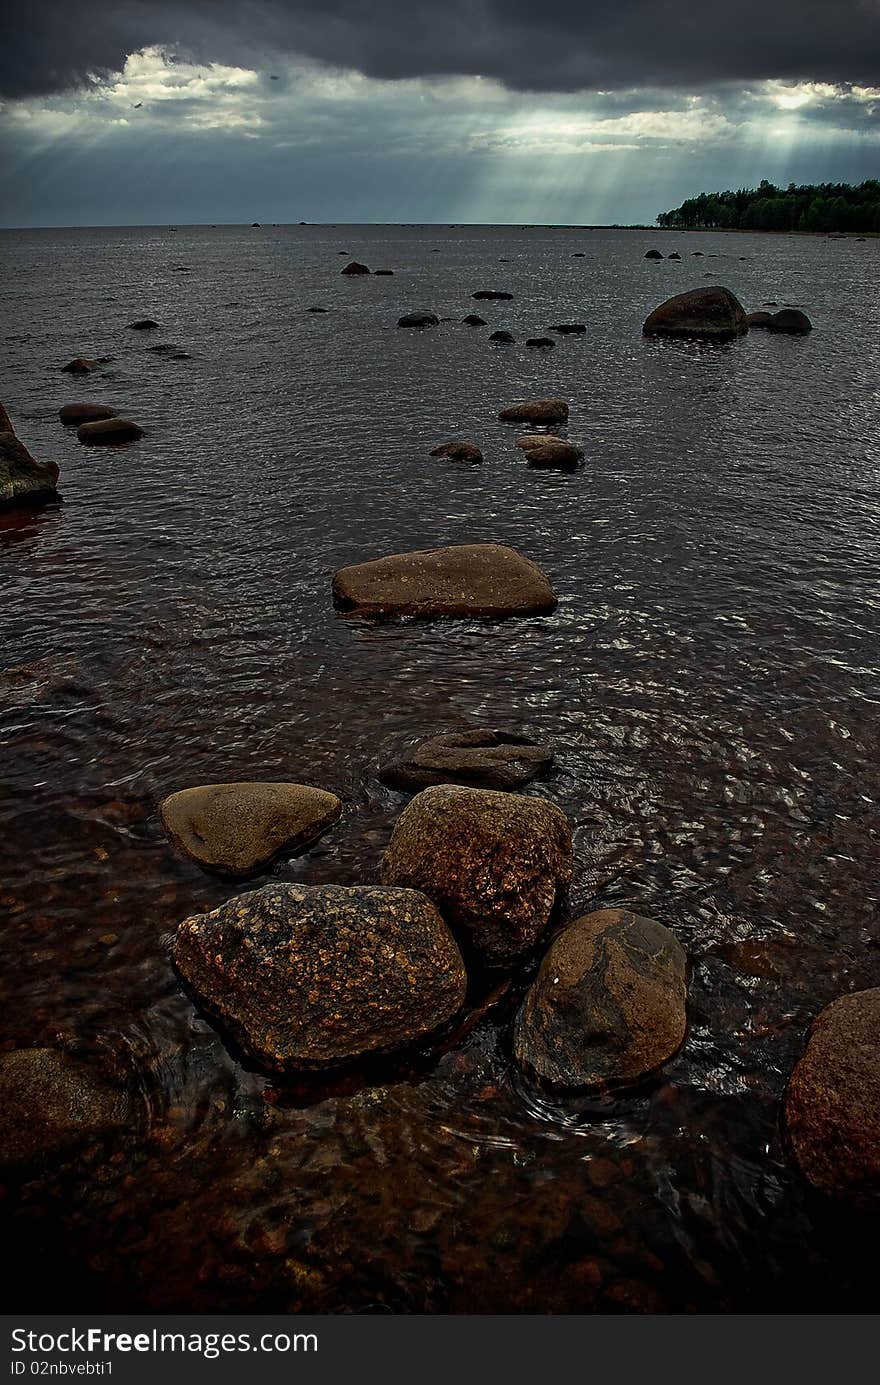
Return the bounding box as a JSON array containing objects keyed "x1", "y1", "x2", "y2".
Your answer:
[{"x1": 2, "y1": 224, "x2": 880, "y2": 1310}]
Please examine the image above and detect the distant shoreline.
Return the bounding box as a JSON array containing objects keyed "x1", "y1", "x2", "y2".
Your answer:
[{"x1": 1, "y1": 222, "x2": 877, "y2": 235}]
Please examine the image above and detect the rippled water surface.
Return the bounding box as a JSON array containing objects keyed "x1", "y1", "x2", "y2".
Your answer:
[{"x1": 2, "y1": 224, "x2": 880, "y2": 1311}]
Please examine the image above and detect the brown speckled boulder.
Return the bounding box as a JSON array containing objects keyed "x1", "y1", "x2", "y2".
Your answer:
[
  {"x1": 429, "y1": 441, "x2": 483, "y2": 463},
  {"x1": 784, "y1": 988, "x2": 880, "y2": 1205},
  {"x1": 379, "y1": 729, "x2": 553, "y2": 792},
  {"x1": 160, "y1": 781, "x2": 342, "y2": 878},
  {"x1": 498, "y1": 398, "x2": 569, "y2": 426},
  {"x1": 0, "y1": 1049, "x2": 127, "y2": 1166},
  {"x1": 525, "y1": 442, "x2": 583, "y2": 471},
  {"x1": 173, "y1": 883, "x2": 467, "y2": 1069},
  {"x1": 514, "y1": 909, "x2": 688, "y2": 1090},
  {"x1": 514, "y1": 433, "x2": 565, "y2": 450},
  {"x1": 332, "y1": 543, "x2": 556, "y2": 619},
  {"x1": 0, "y1": 417, "x2": 60, "y2": 509},
  {"x1": 381, "y1": 785, "x2": 572, "y2": 964},
  {"x1": 643, "y1": 286, "x2": 747, "y2": 340}
]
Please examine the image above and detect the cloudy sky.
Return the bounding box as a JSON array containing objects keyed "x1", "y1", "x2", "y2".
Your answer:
[{"x1": 2, "y1": 1, "x2": 879, "y2": 227}]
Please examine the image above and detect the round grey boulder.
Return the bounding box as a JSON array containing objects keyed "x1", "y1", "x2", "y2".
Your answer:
[{"x1": 514, "y1": 909, "x2": 688, "y2": 1089}]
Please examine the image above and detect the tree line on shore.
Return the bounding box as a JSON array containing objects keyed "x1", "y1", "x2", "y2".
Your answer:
[{"x1": 656, "y1": 179, "x2": 880, "y2": 233}]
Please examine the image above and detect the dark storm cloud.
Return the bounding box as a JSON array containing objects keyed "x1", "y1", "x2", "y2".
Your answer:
[{"x1": 2, "y1": 0, "x2": 879, "y2": 99}]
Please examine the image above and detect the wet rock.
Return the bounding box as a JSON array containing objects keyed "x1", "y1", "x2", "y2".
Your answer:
[
  {"x1": 398, "y1": 311, "x2": 439, "y2": 328},
  {"x1": 127, "y1": 319, "x2": 159, "y2": 330},
  {"x1": 548, "y1": 323, "x2": 586, "y2": 334},
  {"x1": 643, "y1": 286, "x2": 748, "y2": 340},
  {"x1": 381, "y1": 785, "x2": 573, "y2": 964},
  {"x1": 61, "y1": 358, "x2": 99, "y2": 374},
  {"x1": 768, "y1": 308, "x2": 812, "y2": 334},
  {"x1": 1, "y1": 416, "x2": 60, "y2": 509},
  {"x1": 462, "y1": 314, "x2": 488, "y2": 326},
  {"x1": 0, "y1": 403, "x2": 12, "y2": 432},
  {"x1": 173, "y1": 883, "x2": 466, "y2": 1069},
  {"x1": 59, "y1": 403, "x2": 119, "y2": 424},
  {"x1": 332, "y1": 543, "x2": 557, "y2": 620},
  {"x1": 0, "y1": 1048, "x2": 127, "y2": 1166},
  {"x1": 374, "y1": 269, "x2": 395, "y2": 276},
  {"x1": 747, "y1": 311, "x2": 773, "y2": 328},
  {"x1": 159, "y1": 781, "x2": 342, "y2": 878},
  {"x1": 77, "y1": 418, "x2": 144, "y2": 444},
  {"x1": 489, "y1": 330, "x2": 515, "y2": 342},
  {"x1": 472, "y1": 290, "x2": 513, "y2": 300},
  {"x1": 514, "y1": 909, "x2": 688, "y2": 1089},
  {"x1": 644, "y1": 249, "x2": 664, "y2": 260},
  {"x1": 341, "y1": 261, "x2": 371, "y2": 275},
  {"x1": 378, "y1": 729, "x2": 553, "y2": 792},
  {"x1": 527, "y1": 336, "x2": 555, "y2": 349},
  {"x1": 784, "y1": 988, "x2": 880, "y2": 1205},
  {"x1": 429, "y1": 441, "x2": 483, "y2": 463},
  {"x1": 525, "y1": 442, "x2": 583, "y2": 471},
  {"x1": 307, "y1": 306, "x2": 329, "y2": 313},
  {"x1": 514, "y1": 433, "x2": 565, "y2": 450},
  {"x1": 668, "y1": 252, "x2": 681, "y2": 260},
  {"x1": 499, "y1": 398, "x2": 569, "y2": 426}
]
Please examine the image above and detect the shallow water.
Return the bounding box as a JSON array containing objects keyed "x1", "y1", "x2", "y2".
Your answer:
[{"x1": 2, "y1": 224, "x2": 880, "y2": 1311}]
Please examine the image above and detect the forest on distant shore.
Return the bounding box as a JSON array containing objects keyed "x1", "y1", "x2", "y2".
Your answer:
[{"x1": 656, "y1": 179, "x2": 880, "y2": 232}]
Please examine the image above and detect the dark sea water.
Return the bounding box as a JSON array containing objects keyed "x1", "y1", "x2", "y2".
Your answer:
[{"x1": 2, "y1": 224, "x2": 879, "y2": 1312}]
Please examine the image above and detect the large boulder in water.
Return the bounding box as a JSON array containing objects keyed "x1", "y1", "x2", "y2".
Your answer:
[
  {"x1": 341, "y1": 261, "x2": 371, "y2": 275},
  {"x1": 77, "y1": 417, "x2": 144, "y2": 444},
  {"x1": 381, "y1": 784, "x2": 573, "y2": 964},
  {"x1": 0, "y1": 415, "x2": 60, "y2": 510},
  {"x1": 784, "y1": 988, "x2": 880, "y2": 1205},
  {"x1": 332, "y1": 543, "x2": 557, "y2": 619},
  {"x1": 159, "y1": 781, "x2": 342, "y2": 878},
  {"x1": 59, "y1": 403, "x2": 118, "y2": 424},
  {"x1": 0, "y1": 1049, "x2": 127, "y2": 1167},
  {"x1": 768, "y1": 308, "x2": 812, "y2": 334},
  {"x1": 498, "y1": 398, "x2": 569, "y2": 426},
  {"x1": 379, "y1": 729, "x2": 553, "y2": 792},
  {"x1": 525, "y1": 442, "x2": 583, "y2": 471},
  {"x1": 173, "y1": 883, "x2": 467, "y2": 1069},
  {"x1": 514, "y1": 909, "x2": 688, "y2": 1090},
  {"x1": 643, "y1": 286, "x2": 748, "y2": 340}
]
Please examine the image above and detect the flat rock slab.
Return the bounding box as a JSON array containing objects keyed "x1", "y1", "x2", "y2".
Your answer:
[
  {"x1": 173, "y1": 883, "x2": 467, "y2": 1069},
  {"x1": 643, "y1": 286, "x2": 748, "y2": 340},
  {"x1": 59, "y1": 403, "x2": 118, "y2": 424},
  {"x1": 379, "y1": 729, "x2": 553, "y2": 792},
  {"x1": 381, "y1": 784, "x2": 573, "y2": 964},
  {"x1": 515, "y1": 433, "x2": 565, "y2": 450},
  {"x1": 332, "y1": 543, "x2": 557, "y2": 619},
  {"x1": 785, "y1": 988, "x2": 880, "y2": 1205},
  {"x1": 160, "y1": 781, "x2": 342, "y2": 878},
  {"x1": 77, "y1": 418, "x2": 144, "y2": 444},
  {"x1": 1, "y1": 428, "x2": 60, "y2": 509},
  {"x1": 498, "y1": 398, "x2": 569, "y2": 426},
  {"x1": 0, "y1": 1049, "x2": 127, "y2": 1166},
  {"x1": 514, "y1": 909, "x2": 688, "y2": 1090}
]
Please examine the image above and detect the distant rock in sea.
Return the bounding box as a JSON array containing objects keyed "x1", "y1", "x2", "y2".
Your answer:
[
  {"x1": 59, "y1": 403, "x2": 118, "y2": 424},
  {"x1": 429, "y1": 441, "x2": 483, "y2": 463},
  {"x1": 127, "y1": 319, "x2": 159, "y2": 330},
  {"x1": 341, "y1": 261, "x2": 371, "y2": 275},
  {"x1": 472, "y1": 290, "x2": 513, "y2": 300},
  {"x1": 77, "y1": 418, "x2": 144, "y2": 445},
  {"x1": 498, "y1": 398, "x2": 569, "y2": 425},
  {"x1": 398, "y1": 311, "x2": 439, "y2": 327},
  {"x1": 768, "y1": 308, "x2": 812, "y2": 334}
]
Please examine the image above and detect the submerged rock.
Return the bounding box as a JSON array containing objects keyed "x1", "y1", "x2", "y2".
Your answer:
[
  {"x1": 429, "y1": 441, "x2": 483, "y2": 463},
  {"x1": 489, "y1": 330, "x2": 515, "y2": 342},
  {"x1": 59, "y1": 403, "x2": 118, "y2": 424},
  {"x1": 332, "y1": 543, "x2": 557, "y2": 620},
  {"x1": 643, "y1": 286, "x2": 748, "y2": 340},
  {"x1": 514, "y1": 909, "x2": 688, "y2": 1089},
  {"x1": 379, "y1": 729, "x2": 553, "y2": 792},
  {"x1": 768, "y1": 308, "x2": 812, "y2": 334},
  {"x1": 472, "y1": 290, "x2": 513, "y2": 300},
  {"x1": 398, "y1": 311, "x2": 439, "y2": 327},
  {"x1": 499, "y1": 398, "x2": 569, "y2": 426},
  {"x1": 341, "y1": 261, "x2": 371, "y2": 275},
  {"x1": 127, "y1": 319, "x2": 159, "y2": 330},
  {"x1": 0, "y1": 416, "x2": 60, "y2": 509},
  {"x1": 747, "y1": 311, "x2": 773, "y2": 328},
  {"x1": 525, "y1": 441, "x2": 583, "y2": 471},
  {"x1": 381, "y1": 784, "x2": 573, "y2": 964},
  {"x1": 527, "y1": 336, "x2": 555, "y2": 349},
  {"x1": 306, "y1": 306, "x2": 329, "y2": 313},
  {"x1": 548, "y1": 323, "x2": 587, "y2": 335},
  {"x1": 173, "y1": 883, "x2": 466, "y2": 1069},
  {"x1": 0, "y1": 1049, "x2": 127, "y2": 1166},
  {"x1": 159, "y1": 781, "x2": 342, "y2": 878},
  {"x1": 784, "y1": 988, "x2": 880, "y2": 1205},
  {"x1": 374, "y1": 269, "x2": 395, "y2": 275},
  {"x1": 61, "y1": 358, "x2": 99, "y2": 374},
  {"x1": 77, "y1": 418, "x2": 144, "y2": 444}
]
